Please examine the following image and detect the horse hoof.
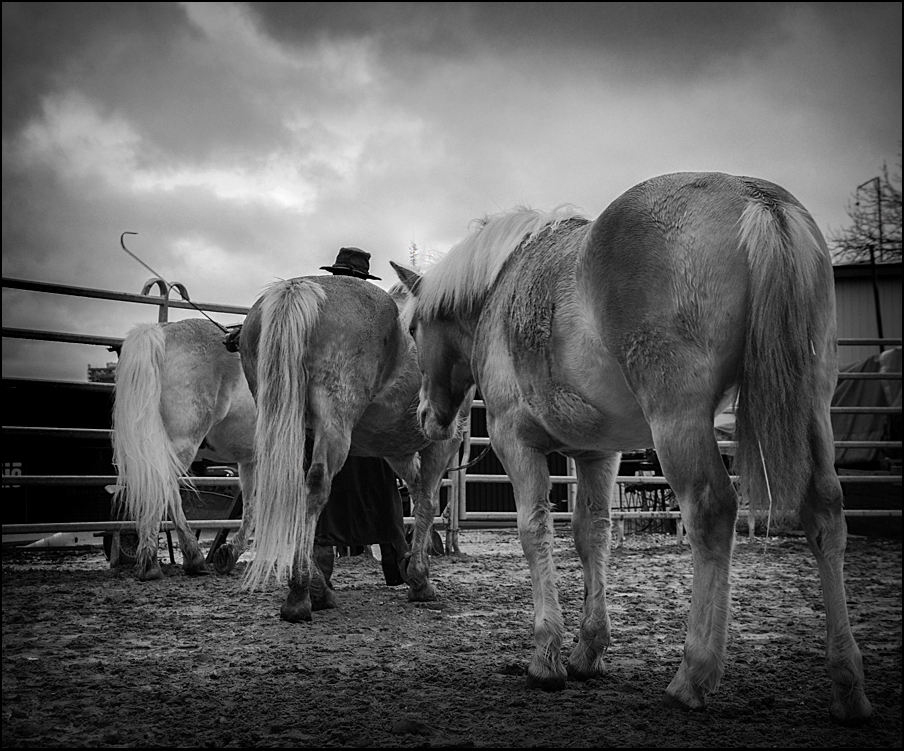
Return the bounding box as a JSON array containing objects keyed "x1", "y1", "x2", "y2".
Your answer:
[
  {"x1": 211, "y1": 547, "x2": 238, "y2": 575},
  {"x1": 566, "y1": 662, "x2": 604, "y2": 682},
  {"x1": 280, "y1": 603, "x2": 313, "y2": 623},
  {"x1": 661, "y1": 691, "x2": 706, "y2": 712},
  {"x1": 184, "y1": 561, "x2": 211, "y2": 577},
  {"x1": 407, "y1": 583, "x2": 437, "y2": 602},
  {"x1": 525, "y1": 671, "x2": 567, "y2": 692},
  {"x1": 137, "y1": 566, "x2": 164, "y2": 581},
  {"x1": 830, "y1": 695, "x2": 873, "y2": 727},
  {"x1": 312, "y1": 589, "x2": 339, "y2": 611}
]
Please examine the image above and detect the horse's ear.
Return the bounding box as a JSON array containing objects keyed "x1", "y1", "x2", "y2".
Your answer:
[{"x1": 389, "y1": 261, "x2": 421, "y2": 295}]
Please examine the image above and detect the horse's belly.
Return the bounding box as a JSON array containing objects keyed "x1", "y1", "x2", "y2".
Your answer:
[
  {"x1": 513, "y1": 340, "x2": 653, "y2": 451},
  {"x1": 525, "y1": 385, "x2": 653, "y2": 453}
]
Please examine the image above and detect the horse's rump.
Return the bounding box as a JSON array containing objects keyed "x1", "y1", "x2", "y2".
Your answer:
[{"x1": 576, "y1": 172, "x2": 836, "y2": 513}]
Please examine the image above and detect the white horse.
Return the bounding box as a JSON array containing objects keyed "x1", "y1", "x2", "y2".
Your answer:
[
  {"x1": 112, "y1": 318, "x2": 256, "y2": 580},
  {"x1": 394, "y1": 172, "x2": 872, "y2": 726},
  {"x1": 239, "y1": 275, "x2": 468, "y2": 622}
]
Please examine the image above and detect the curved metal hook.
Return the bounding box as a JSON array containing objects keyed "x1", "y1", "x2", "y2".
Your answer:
[
  {"x1": 141, "y1": 277, "x2": 169, "y2": 296},
  {"x1": 171, "y1": 282, "x2": 190, "y2": 301},
  {"x1": 120, "y1": 231, "x2": 229, "y2": 333}
]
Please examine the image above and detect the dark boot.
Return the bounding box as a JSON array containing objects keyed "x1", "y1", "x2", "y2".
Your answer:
[
  {"x1": 379, "y1": 541, "x2": 408, "y2": 586},
  {"x1": 313, "y1": 544, "x2": 335, "y2": 589}
]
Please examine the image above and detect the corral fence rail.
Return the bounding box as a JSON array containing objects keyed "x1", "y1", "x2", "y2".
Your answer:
[{"x1": 2, "y1": 277, "x2": 901, "y2": 554}]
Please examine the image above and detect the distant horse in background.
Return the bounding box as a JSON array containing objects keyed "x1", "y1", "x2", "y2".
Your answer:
[
  {"x1": 239, "y1": 275, "x2": 466, "y2": 621},
  {"x1": 394, "y1": 172, "x2": 872, "y2": 725},
  {"x1": 112, "y1": 319, "x2": 257, "y2": 581}
]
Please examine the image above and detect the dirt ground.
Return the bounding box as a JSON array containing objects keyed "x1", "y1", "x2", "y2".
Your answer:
[{"x1": 2, "y1": 527, "x2": 901, "y2": 748}]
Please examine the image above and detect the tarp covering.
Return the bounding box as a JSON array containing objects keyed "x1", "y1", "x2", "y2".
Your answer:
[
  {"x1": 711, "y1": 347, "x2": 901, "y2": 470},
  {"x1": 832, "y1": 347, "x2": 902, "y2": 468}
]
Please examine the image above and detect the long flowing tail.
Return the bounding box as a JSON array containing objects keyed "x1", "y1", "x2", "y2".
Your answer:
[
  {"x1": 243, "y1": 279, "x2": 327, "y2": 590},
  {"x1": 112, "y1": 324, "x2": 183, "y2": 527},
  {"x1": 734, "y1": 194, "x2": 835, "y2": 517}
]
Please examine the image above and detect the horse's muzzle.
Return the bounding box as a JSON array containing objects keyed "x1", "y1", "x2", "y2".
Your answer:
[{"x1": 418, "y1": 402, "x2": 457, "y2": 442}]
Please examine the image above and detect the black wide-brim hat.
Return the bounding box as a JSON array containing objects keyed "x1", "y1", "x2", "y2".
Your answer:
[{"x1": 320, "y1": 247, "x2": 381, "y2": 280}]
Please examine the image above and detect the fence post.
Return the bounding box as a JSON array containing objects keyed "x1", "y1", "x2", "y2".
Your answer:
[{"x1": 141, "y1": 278, "x2": 190, "y2": 323}]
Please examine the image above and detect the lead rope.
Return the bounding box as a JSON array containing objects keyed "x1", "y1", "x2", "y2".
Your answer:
[
  {"x1": 120, "y1": 232, "x2": 230, "y2": 334},
  {"x1": 446, "y1": 444, "x2": 492, "y2": 472},
  {"x1": 757, "y1": 438, "x2": 774, "y2": 572}
]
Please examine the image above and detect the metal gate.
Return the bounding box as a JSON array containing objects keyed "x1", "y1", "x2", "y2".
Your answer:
[{"x1": 2, "y1": 276, "x2": 901, "y2": 552}]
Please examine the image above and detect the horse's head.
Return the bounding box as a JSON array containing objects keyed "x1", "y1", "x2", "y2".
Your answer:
[{"x1": 392, "y1": 261, "x2": 475, "y2": 441}]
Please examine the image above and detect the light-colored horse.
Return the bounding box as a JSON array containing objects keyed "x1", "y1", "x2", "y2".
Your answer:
[
  {"x1": 239, "y1": 275, "x2": 466, "y2": 621},
  {"x1": 112, "y1": 318, "x2": 257, "y2": 580},
  {"x1": 393, "y1": 172, "x2": 872, "y2": 725}
]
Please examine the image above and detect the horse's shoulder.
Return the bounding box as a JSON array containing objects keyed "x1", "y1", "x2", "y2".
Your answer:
[{"x1": 487, "y1": 218, "x2": 587, "y2": 351}]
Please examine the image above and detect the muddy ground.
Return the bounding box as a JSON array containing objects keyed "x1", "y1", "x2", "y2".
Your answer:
[{"x1": 2, "y1": 528, "x2": 901, "y2": 748}]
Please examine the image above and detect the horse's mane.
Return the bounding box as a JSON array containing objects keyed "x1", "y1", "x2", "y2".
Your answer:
[
  {"x1": 415, "y1": 205, "x2": 586, "y2": 320},
  {"x1": 386, "y1": 280, "x2": 408, "y2": 301}
]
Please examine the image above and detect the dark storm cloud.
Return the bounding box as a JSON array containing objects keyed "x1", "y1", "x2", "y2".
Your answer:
[
  {"x1": 246, "y1": 2, "x2": 791, "y2": 73},
  {"x1": 2, "y1": 1, "x2": 292, "y2": 160},
  {"x1": 2, "y1": 2, "x2": 192, "y2": 137},
  {"x1": 245, "y1": 2, "x2": 902, "y2": 98}
]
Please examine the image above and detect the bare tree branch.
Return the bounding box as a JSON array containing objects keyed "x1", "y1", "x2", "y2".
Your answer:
[{"x1": 829, "y1": 154, "x2": 903, "y2": 265}]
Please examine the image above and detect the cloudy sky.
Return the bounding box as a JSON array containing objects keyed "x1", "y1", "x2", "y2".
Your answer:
[{"x1": 2, "y1": 2, "x2": 901, "y2": 381}]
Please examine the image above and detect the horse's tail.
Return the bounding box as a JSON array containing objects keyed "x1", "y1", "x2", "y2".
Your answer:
[
  {"x1": 734, "y1": 194, "x2": 835, "y2": 517},
  {"x1": 243, "y1": 278, "x2": 327, "y2": 590},
  {"x1": 112, "y1": 323, "x2": 184, "y2": 527}
]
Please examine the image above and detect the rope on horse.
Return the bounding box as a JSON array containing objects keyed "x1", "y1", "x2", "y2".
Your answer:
[
  {"x1": 447, "y1": 444, "x2": 492, "y2": 473},
  {"x1": 120, "y1": 232, "x2": 231, "y2": 334}
]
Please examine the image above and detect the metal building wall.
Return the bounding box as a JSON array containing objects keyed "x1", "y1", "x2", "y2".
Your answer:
[{"x1": 834, "y1": 263, "x2": 902, "y2": 365}]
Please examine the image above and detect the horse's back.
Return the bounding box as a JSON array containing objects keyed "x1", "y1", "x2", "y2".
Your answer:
[
  {"x1": 307, "y1": 276, "x2": 407, "y2": 384},
  {"x1": 475, "y1": 172, "x2": 833, "y2": 451},
  {"x1": 243, "y1": 275, "x2": 409, "y2": 426}
]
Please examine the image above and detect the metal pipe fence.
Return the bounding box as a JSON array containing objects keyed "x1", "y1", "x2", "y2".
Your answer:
[{"x1": 2, "y1": 277, "x2": 901, "y2": 548}]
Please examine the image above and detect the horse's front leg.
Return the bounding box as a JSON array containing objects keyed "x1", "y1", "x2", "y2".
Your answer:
[
  {"x1": 496, "y1": 439, "x2": 567, "y2": 690},
  {"x1": 567, "y1": 451, "x2": 620, "y2": 681},
  {"x1": 402, "y1": 464, "x2": 439, "y2": 602},
  {"x1": 389, "y1": 440, "x2": 459, "y2": 602}
]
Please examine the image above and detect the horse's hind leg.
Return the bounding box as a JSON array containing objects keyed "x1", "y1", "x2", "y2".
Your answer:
[
  {"x1": 169, "y1": 440, "x2": 211, "y2": 576},
  {"x1": 134, "y1": 520, "x2": 165, "y2": 581},
  {"x1": 169, "y1": 495, "x2": 210, "y2": 576},
  {"x1": 799, "y1": 411, "x2": 871, "y2": 725},
  {"x1": 211, "y1": 460, "x2": 255, "y2": 575},
  {"x1": 279, "y1": 427, "x2": 346, "y2": 622},
  {"x1": 567, "y1": 451, "x2": 620, "y2": 681},
  {"x1": 652, "y1": 412, "x2": 738, "y2": 711}
]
